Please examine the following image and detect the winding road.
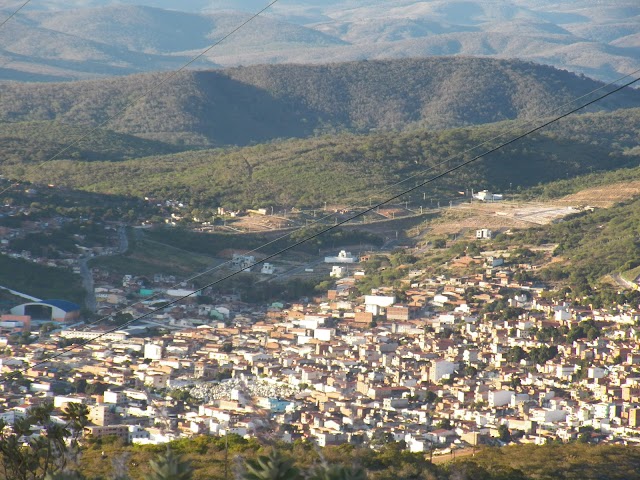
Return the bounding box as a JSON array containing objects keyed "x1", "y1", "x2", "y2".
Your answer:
[{"x1": 79, "y1": 226, "x2": 129, "y2": 312}]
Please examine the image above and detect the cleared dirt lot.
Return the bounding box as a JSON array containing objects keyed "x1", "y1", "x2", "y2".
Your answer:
[
  {"x1": 427, "y1": 201, "x2": 577, "y2": 235},
  {"x1": 555, "y1": 181, "x2": 640, "y2": 207}
]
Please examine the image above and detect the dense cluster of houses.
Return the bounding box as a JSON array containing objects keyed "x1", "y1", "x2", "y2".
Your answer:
[{"x1": 2, "y1": 256, "x2": 640, "y2": 453}]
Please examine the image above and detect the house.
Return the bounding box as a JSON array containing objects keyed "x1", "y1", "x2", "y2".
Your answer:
[
  {"x1": 261, "y1": 263, "x2": 275, "y2": 275},
  {"x1": 476, "y1": 229, "x2": 493, "y2": 239},
  {"x1": 324, "y1": 250, "x2": 358, "y2": 264},
  {"x1": 473, "y1": 190, "x2": 503, "y2": 202}
]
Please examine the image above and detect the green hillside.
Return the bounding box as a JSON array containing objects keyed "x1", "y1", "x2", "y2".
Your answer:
[
  {"x1": 0, "y1": 121, "x2": 183, "y2": 165},
  {"x1": 3, "y1": 108, "x2": 639, "y2": 210},
  {"x1": 0, "y1": 254, "x2": 85, "y2": 305},
  {"x1": 489, "y1": 195, "x2": 640, "y2": 295},
  {"x1": 1, "y1": 58, "x2": 638, "y2": 147}
]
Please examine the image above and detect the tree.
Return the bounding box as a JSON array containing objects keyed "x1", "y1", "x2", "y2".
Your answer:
[
  {"x1": 239, "y1": 450, "x2": 300, "y2": 480},
  {"x1": 578, "y1": 432, "x2": 591, "y2": 444},
  {"x1": 85, "y1": 382, "x2": 109, "y2": 396},
  {"x1": 0, "y1": 403, "x2": 74, "y2": 480},
  {"x1": 142, "y1": 449, "x2": 193, "y2": 480},
  {"x1": 61, "y1": 403, "x2": 89, "y2": 448},
  {"x1": 437, "y1": 419, "x2": 452, "y2": 430},
  {"x1": 73, "y1": 379, "x2": 88, "y2": 394},
  {"x1": 40, "y1": 323, "x2": 56, "y2": 335},
  {"x1": 425, "y1": 390, "x2": 438, "y2": 404},
  {"x1": 497, "y1": 424, "x2": 511, "y2": 443},
  {"x1": 506, "y1": 346, "x2": 527, "y2": 364}
]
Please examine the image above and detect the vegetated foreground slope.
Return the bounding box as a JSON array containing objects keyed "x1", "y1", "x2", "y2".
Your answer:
[
  {"x1": 1, "y1": 58, "x2": 639, "y2": 147},
  {"x1": 5, "y1": 108, "x2": 640, "y2": 210},
  {"x1": 60, "y1": 435, "x2": 640, "y2": 480}
]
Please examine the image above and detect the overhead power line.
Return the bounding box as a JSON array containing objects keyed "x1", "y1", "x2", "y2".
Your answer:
[
  {"x1": 17, "y1": 65, "x2": 640, "y2": 353},
  {"x1": 0, "y1": 0, "x2": 282, "y2": 198},
  {"x1": 0, "y1": 0, "x2": 31, "y2": 30},
  {"x1": 6, "y1": 72, "x2": 637, "y2": 380}
]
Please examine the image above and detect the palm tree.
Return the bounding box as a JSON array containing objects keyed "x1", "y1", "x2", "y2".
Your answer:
[
  {"x1": 239, "y1": 450, "x2": 301, "y2": 480},
  {"x1": 61, "y1": 402, "x2": 89, "y2": 447},
  {"x1": 143, "y1": 449, "x2": 193, "y2": 480}
]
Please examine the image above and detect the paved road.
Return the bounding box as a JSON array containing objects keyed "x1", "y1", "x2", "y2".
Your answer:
[
  {"x1": 611, "y1": 272, "x2": 638, "y2": 291},
  {"x1": 80, "y1": 226, "x2": 129, "y2": 312},
  {"x1": 79, "y1": 257, "x2": 95, "y2": 312},
  {"x1": 118, "y1": 225, "x2": 129, "y2": 253}
]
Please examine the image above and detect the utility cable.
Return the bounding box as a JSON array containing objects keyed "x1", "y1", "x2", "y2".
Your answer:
[
  {"x1": 4, "y1": 66, "x2": 640, "y2": 371},
  {"x1": 30, "y1": 65, "x2": 640, "y2": 336},
  {"x1": 4, "y1": 72, "x2": 637, "y2": 381},
  {"x1": 0, "y1": 0, "x2": 31, "y2": 31},
  {"x1": 0, "y1": 0, "x2": 281, "y2": 198}
]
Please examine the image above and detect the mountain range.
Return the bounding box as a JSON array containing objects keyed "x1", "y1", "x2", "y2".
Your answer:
[
  {"x1": 0, "y1": 0, "x2": 638, "y2": 82},
  {"x1": 2, "y1": 57, "x2": 639, "y2": 147}
]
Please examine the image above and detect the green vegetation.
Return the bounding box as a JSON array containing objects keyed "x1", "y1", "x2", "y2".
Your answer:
[
  {"x1": 355, "y1": 250, "x2": 418, "y2": 295},
  {"x1": 5, "y1": 107, "x2": 640, "y2": 210},
  {"x1": 0, "y1": 121, "x2": 182, "y2": 165},
  {"x1": 0, "y1": 253, "x2": 85, "y2": 304},
  {"x1": 223, "y1": 57, "x2": 639, "y2": 138},
  {"x1": 0, "y1": 402, "x2": 89, "y2": 480},
  {"x1": 89, "y1": 235, "x2": 216, "y2": 278},
  {"x1": 1, "y1": 433, "x2": 637, "y2": 480},
  {"x1": 466, "y1": 443, "x2": 640, "y2": 480},
  {"x1": 0, "y1": 181, "x2": 164, "y2": 224},
  {"x1": 502, "y1": 196, "x2": 640, "y2": 292},
  {"x1": 1, "y1": 58, "x2": 638, "y2": 147},
  {"x1": 144, "y1": 226, "x2": 382, "y2": 258}
]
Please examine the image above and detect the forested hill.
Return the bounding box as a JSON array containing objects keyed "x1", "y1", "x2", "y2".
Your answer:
[
  {"x1": 1, "y1": 57, "x2": 639, "y2": 147},
  {"x1": 6, "y1": 108, "x2": 640, "y2": 210}
]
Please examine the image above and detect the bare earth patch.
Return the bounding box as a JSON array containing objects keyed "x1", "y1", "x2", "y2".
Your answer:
[{"x1": 556, "y1": 181, "x2": 640, "y2": 207}]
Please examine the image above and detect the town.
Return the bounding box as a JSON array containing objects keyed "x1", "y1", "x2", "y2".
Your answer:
[{"x1": 2, "y1": 181, "x2": 640, "y2": 459}]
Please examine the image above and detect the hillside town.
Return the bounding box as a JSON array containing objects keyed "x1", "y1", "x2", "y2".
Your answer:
[{"x1": 2, "y1": 233, "x2": 640, "y2": 456}]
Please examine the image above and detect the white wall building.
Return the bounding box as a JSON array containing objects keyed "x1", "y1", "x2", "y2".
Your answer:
[
  {"x1": 144, "y1": 343, "x2": 163, "y2": 360},
  {"x1": 324, "y1": 250, "x2": 357, "y2": 264},
  {"x1": 260, "y1": 263, "x2": 275, "y2": 275},
  {"x1": 364, "y1": 295, "x2": 395, "y2": 315},
  {"x1": 430, "y1": 360, "x2": 457, "y2": 382},
  {"x1": 476, "y1": 228, "x2": 493, "y2": 239},
  {"x1": 488, "y1": 390, "x2": 513, "y2": 408}
]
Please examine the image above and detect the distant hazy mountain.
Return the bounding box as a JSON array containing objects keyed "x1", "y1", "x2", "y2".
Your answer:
[
  {"x1": 0, "y1": 5, "x2": 345, "y2": 81},
  {"x1": 0, "y1": 0, "x2": 637, "y2": 82},
  {"x1": 1, "y1": 57, "x2": 638, "y2": 147}
]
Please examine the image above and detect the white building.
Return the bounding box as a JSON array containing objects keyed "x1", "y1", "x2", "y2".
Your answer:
[
  {"x1": 260, "y1": 263, "x2": 275, "y2": 275},
  {"x1": 144, "y1": 343, "x2": 163, "y2": 360},
  {"x1": 430, "y1": 360, "x2": 457, "y2": 382},
  {"x1": 60, "y1": 330, "x2": 128, "y2": 341},
  {"x1": 473, "y1": 190, "x2": 503, "y2": 202},
  {"x1": 364, "y1": 295, "x2": 395, "y2": 315},
  {"x1": 232, "y1": 254, "x2": 255, "y2": 270},
  {"x1": 314, "y1": 328, "x2": 335, "y2": 342},
  {"x1": 324, "y1": 250, "x2": 357, "y2": 264},
  {"x1": 476, "y1": 228, "x2": 493, "y2": 239},
  {"x1": 488, "y1": 390, "x2": 513, "y2": 407},
  {"x1": 330, "y1": 266, "x2": 346, "y2": 278}
]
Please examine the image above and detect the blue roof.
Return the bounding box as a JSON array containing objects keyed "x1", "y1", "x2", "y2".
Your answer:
[{"x1": 41, "y1": 299, "x2": 81, "y2": 312}]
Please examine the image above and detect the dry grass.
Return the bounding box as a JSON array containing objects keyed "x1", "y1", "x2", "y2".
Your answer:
[{"x1": 556, "y1": 180, "x2": 640, "y2": 207}]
